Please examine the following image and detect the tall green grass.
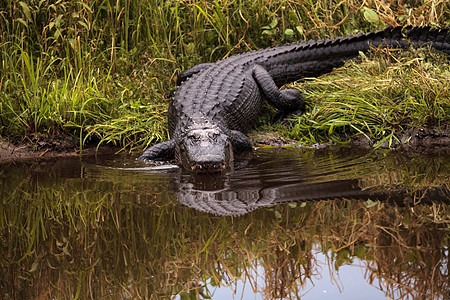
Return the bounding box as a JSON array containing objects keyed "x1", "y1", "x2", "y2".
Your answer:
[
  {"x1": 283, "y1": 48, "x2": 450, "y2": 146},
  {"x1": 0, "y1": 0, "x2": 449, "y2": 150}
]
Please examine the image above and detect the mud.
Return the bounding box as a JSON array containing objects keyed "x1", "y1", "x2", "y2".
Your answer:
[
  {"x1": 251, "y1": 127, "x2": 450, "y2": 152},
  {"x1": 1, "y1": 127, "x2": 448, "y2": 162},
  {"x1": 0, "y1": 133, "x2": 119, "y2": 162},
  {"x1": 346, "y1": 127, "x2": 450, "y2": 151}
]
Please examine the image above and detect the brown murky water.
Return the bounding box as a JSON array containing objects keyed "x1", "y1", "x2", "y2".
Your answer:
[{"x1": 0, "y1": 147, "x2": 449, "y2": 299}]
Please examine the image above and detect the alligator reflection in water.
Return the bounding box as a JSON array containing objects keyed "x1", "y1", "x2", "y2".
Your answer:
[
  {"x1": 178, "y1": 148, "x2": 449, "y2": 215},
  {"x1": 0, "y1": 147, "x2": 449, "y2": 299}
]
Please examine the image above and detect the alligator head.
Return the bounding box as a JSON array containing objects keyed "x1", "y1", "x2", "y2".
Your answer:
[{"x1": 176, "y1": 125, "x2": 233, "y2": 173}]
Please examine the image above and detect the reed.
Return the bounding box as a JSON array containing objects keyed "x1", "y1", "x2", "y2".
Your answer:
[{"x1": 0, "y1": 0, "x2": 449, "y2": 149}]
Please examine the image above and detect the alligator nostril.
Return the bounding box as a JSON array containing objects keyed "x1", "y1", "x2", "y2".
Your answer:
[{"x1": 195, "y1": 155, "x2": 224, "y2": 164}]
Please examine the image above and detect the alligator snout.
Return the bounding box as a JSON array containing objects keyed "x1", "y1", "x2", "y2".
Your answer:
[{"x1": 177, "y1": 127, "x2": 233, "y2": 173}]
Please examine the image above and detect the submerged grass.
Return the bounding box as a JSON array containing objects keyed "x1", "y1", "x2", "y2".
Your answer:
[{"x1": 0, "y1": 0, "x2": 449, "y2": 150}]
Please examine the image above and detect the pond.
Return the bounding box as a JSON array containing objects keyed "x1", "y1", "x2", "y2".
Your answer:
[{"x1": 0, "y1": 147, "x2": 449, "y2": 299}]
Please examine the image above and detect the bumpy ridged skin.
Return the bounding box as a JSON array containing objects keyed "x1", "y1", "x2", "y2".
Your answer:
[
  {"x1": 139, "y1": 26, "x2": 450, "y2": 165},
  {"x1": 169, "y1": 26, "x2": 449, "y2": 136},
  {"x1": 178, "y1": 181, "x2": 450, "y2": 216}
]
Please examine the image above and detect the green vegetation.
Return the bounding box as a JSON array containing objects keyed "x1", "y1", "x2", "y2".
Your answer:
[
  {"x1": 283, "y1": 48, "x2": 450, "y2": 146},
  {"x1": 0, "y1": 0, "x2": 449, "y2": 150}
]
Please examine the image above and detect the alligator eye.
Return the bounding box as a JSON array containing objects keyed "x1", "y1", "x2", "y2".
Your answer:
[
  {"x1": 188, "y1": 134, "x2": 201, "y2": 144},
  {"x1": 209, "y1": 132, "x2": 219, "y2": 140}
]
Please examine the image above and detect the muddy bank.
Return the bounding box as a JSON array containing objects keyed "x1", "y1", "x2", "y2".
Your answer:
[
  {"x1": 347, "y1": 127, "x2": 450, "y2": 150},
  {"x1": 0, "y1": 133, "x2": 120, "y2": 162},
  {"x1": 252, "y1": 127, "x2": 450, "y2": 151},
  {"x1": 1, "y1": 127, "x2": 449, "y2": 162}
]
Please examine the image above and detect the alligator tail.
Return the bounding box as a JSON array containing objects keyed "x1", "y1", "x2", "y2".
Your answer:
[
  {"x1": 267, "y1": 26, "x2": 450, "y2": 85},
  {"x1": 400, "y1": 26, "x2": 450, "y2": 55}
]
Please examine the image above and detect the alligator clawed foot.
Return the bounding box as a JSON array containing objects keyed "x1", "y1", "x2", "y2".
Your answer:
[
  {"x1": 272, "y1": 112, "x2": 286, "y2": 125},
  {"x1": 272, "y1": 109, "x2": 304, "y2": 125},
  {"x1": 165, "y1": 90, "x2": 176, "y2": 99},
  {"x1": 289, "y1": 108, "x2": 305, "y2": 118}
]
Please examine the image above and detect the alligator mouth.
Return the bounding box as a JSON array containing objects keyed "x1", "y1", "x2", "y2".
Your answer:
[{"x1": 191, "y1": 161, "x2": 227, "y2": 173}]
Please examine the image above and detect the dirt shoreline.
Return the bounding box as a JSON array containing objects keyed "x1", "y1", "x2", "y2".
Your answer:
[
  {"x1": 1, "y1": 127, "x2": 449, "y2": 162},
  {"x1": 0, "y1": 134, "x2": 121, "y2": 162},
  {"x1": 251, "y1": 127, "x2": 450, "y2": 150}
]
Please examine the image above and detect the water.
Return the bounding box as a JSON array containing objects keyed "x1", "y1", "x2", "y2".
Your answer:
[{"x1": 0, "y1": 147, "x2": 448, "y2": 299}]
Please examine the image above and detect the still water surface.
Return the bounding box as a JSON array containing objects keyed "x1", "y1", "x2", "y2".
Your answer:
[{"x1": 0, "y1": 147, "x2": 448, "y2": 299}]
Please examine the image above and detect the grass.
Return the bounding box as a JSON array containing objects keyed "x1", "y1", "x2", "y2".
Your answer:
[
  {"x1": 0, "y1": 0, "x2": 449, "y2": 151},
  {"x1": 282, "y1": 47, "x2": 450, "y2": 146}
]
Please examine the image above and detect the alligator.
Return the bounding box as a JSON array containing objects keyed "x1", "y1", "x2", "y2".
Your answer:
[
  {"x1": 178, "y1": 179, "x2": 450, "y2": 216},
  {"x1": 138, "y1": 26, "x2": 450, "y2": 172}
]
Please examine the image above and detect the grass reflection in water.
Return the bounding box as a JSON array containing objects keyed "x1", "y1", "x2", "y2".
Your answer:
[{"x1": 0, "y1": 148, "x2": 448, "y2": 299}]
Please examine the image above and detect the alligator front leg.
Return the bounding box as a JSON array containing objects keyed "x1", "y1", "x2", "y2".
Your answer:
[
  {"x1": 252, "y1": 65, "x2": 305, "y2": 120},
  {"x1": 138, "y1": 139, "x2": 176, "y2": 161},
  {"x1": 229, "y1": 130, "x2": 253, "y2": 153}
]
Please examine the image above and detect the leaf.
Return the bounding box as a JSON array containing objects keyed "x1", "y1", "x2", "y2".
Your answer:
[
  {"x1": 405, "y1": 251, "x2": 417, "y2": 263},
  {"x1": 363, "y1": 199, "x2": 379, "y2": 208},
  {"x1": 16, "y1": 18, "x2": 28, "y2": 27},
  {"x1": 285, "y1": 28, "x2": 294, "y2": 36},
  {"x1": 354, "y1": 244, "x2": 367, "y2": 259},
  {"x1": 19, "y1": 1, "x2": 32, "y2": 22},
  {"x1": 362, "y1": 7, "x2": 380, "y2": 23},
  {"x1": 187, "y1": 42, "x2": 195, "y2": 54},
  {"x1": 269, "y1": 18, "x2": 278, "y2": 29},
  {"x1": 328, "y1": 121, "x2": 335, "y2": 135},
  {"x1": 29, "y1": 261, "x2": 39, "y2": 273},
  {"x1": 402, "y1": 211, "x2": 410, "y2": 228},
  {"x1": 289, "y1": 10, "x2": 297, "y2": 22},
  {"x1": 274, "y1": 210, "x2": 282, "y2": 219},
  {"x1": 68, "y1": 38, "x2": 76, "y2": 50},
  {"x1": 78, "y1": 20, "x2": 89, "y2": 30},
  {"x1": 78, "y1": 1, "x2": 93, "y2": 13}
]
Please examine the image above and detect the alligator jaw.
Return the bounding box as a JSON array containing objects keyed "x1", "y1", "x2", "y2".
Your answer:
[{"x1": 191, "y1": 158, "x2": 228, "y2": 173}]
